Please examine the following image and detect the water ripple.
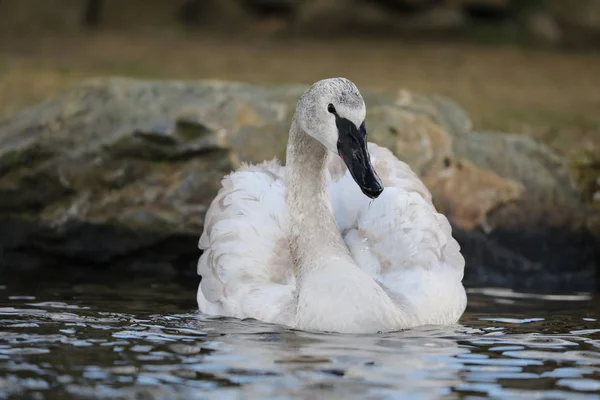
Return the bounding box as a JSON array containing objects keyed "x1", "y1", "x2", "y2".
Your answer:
[{"x1": 0, "y1": 281, "x2": 598, "y2": 399}]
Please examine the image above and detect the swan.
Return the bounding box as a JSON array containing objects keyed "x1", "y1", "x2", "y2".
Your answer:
[{"x1": 196, "y1": 77, "x2": 467, "y2": 334}]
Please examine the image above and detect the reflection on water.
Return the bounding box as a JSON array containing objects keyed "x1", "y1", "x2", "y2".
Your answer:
[{"x1": 0, "y1": 278, "x2": 599, "y2": 399}]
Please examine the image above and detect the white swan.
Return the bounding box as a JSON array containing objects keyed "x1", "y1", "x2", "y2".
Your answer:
[{"x1": 197, "y1": 78, "x2": 467, "y2": 334}]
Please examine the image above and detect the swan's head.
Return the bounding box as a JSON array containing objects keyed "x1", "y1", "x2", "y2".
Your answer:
[{"x1": 296, "y1": 77, "x2": 384, "y2": 199}]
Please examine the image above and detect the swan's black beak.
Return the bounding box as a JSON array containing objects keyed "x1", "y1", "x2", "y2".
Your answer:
[{"x1": 336, "y1": 117, "x2": 384, "y2": 199}]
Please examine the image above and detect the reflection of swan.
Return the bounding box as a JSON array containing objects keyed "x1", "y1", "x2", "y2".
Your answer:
[
  {"x1": 197, "y1": 78, "x2": 466, "y2": 333},
  {"x1": 197, "y1": 321, "x2": 468, "y2": 399}
]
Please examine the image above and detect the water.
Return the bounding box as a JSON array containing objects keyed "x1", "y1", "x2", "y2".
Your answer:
[{"x1": 1, "y1": 277, "x2": 599, "y2": 399}]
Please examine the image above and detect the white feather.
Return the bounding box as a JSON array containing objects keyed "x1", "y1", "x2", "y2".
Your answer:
[{"x1": 197, "y1": 144, "x2": 466, "y2": 331}]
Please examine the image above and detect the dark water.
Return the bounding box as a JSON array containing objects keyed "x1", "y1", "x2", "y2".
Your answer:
[{"x1": 1, "y1": 277, "x2": 599, "y2": 399}]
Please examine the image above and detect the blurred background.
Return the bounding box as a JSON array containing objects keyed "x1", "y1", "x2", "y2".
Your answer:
[
  {"x1": 0, "y1": 0, "x2": 599, "y2": 289},
  {"x1": 0, "y1": 0, "x2": 599, "y2": 160},
  {"x1": 2, "y1": 5, "x2": 600, "y2": 396}
]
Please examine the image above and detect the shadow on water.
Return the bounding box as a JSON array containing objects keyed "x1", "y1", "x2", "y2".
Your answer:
[{"x1": 0, "y1": 274, "x2": 599, "y2": 399}]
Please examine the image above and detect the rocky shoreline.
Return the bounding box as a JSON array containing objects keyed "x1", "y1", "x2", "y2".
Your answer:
[
  {"x1": 3, "y1": 1, "x2": 600, "y2": 48},
  {"x1": 0, "y1": 78, "x2": 597, "y2": 290}
]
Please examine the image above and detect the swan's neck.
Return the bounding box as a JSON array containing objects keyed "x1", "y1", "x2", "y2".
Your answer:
[{"x1": 285, "y1": 117, "x2": 351, "y2": 280}]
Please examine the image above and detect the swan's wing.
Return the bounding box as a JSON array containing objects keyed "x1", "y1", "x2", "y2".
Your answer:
[
  {"x1": 327, "y1": 143, "x2": 466, "y2": 324},
  {"x1": 197, "y1": 160, "x2": 295, "y2": 324},
  {"x1": 327, "y1": 144, "x2": 433, "y2": 233}
]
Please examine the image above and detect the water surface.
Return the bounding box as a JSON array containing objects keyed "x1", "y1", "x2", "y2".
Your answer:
[{"x1": 1, "y1": 277, "x2": 599, "y2": 399}]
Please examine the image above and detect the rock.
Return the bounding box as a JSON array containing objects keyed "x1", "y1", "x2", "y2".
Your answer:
[
  {"x1": 458, "y1": 132, "x2": 599, "y2": 289},
  {"x1": 291, "y1": 0, "x2": 467, "y2": 36},
  {"x1": 290, "y1": 0, "x2": 395, "y2": 36},
  {"x1": 0, "y1": 0, "x2": 82, "y2": 33},
  {"x1": 0, "y1": 77, "x2": 597, "y2": 290},
  {"x1": 571, "y1": 151, "x2": 600, "y2": 208},
  {"x1": 454, "y1": 0, "x2": 511, "y2": 18},
  {"x1": 239, "y1": 0, "x2": 297, "y2": 15},
  {"x1": 522, "y1": 12, "x2": 562, "y2": 46},
  {"x1": 536, "y1": 0, "x2": 600, "y2": 47},
  {"x1": 369, "y1": 0, "x2": 440, "y2": 10},
  {"x1": 424, "y1": 158, "x2": 525, "y2": 231},
  {"x1": 396, "y1": 5, "x2": 466, "y2": 32},
  {"x1": 457, "y1": 0, "x2": 510, "y2": 6},
  {"x1": 549, "y1": 0, "x2": 600, "y2": 34},
  {"x1": 3, "y1": 0, "x2": 600, "y2": 48},
  {"x1": 453, "y1": 131, "x2": 586, "y2": 229}
]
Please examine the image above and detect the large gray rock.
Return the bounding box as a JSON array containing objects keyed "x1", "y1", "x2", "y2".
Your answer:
[
  {"x1": 549, "y1": 0, "x2": 600, "y2": 43},
  {"x1": 0, "y1": 78, "x2": 597, "y2": 290}
]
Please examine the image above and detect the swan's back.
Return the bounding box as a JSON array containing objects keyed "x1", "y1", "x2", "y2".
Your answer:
[{"x1": 328, "y1": 143, "x2": 466, "y2": 325}]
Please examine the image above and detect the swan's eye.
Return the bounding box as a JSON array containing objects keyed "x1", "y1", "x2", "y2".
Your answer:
[{"x1": 327, "y1": 103, "x2": 336, "y2": 114}]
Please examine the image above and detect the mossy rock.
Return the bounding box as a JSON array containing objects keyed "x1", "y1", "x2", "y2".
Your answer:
[{"x1": 0, "y1": 77, "x2": 596, "y2": 290}]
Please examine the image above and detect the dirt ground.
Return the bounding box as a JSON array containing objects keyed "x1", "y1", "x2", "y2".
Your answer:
[{"x1": 0, "y1": 30, "x2": 599, "y2": 159}]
